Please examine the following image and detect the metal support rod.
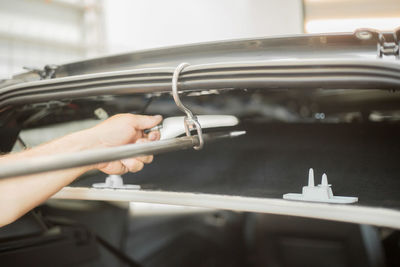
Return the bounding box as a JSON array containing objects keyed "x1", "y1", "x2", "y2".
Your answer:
[
  {"x1": 171, "y1": 63, "x2": 204, "y2": 150},
  {"x1": 0, "y1": 131, "x2": 245, "y2": 179}
]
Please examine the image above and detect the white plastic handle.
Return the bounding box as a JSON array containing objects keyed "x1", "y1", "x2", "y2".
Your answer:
[{"x1": 160, "y1": 115, "x2": 239, "y2": 140}]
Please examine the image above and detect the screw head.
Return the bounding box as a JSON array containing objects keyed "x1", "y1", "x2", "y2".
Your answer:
[{"x1": 356, "y1": 30, "x2": 373, "y2": 40}]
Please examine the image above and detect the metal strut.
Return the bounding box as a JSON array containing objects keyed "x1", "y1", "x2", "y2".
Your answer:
[
  {"x1": 172, "y1": 63, "x2": 204, "y2": 150},
  {"x1": 0, "y1": 132, "x2": 241, "y2": 179}
]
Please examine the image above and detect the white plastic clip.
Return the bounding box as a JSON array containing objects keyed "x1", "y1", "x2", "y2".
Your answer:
[
  {"x1": 92, "y1": 175, "x2": 141, "y2": 190},
  {"x1": 283, "y1": 168, "x2": 358, "y2": 204},
  {"x1": 172, "y1": 63, "x2": 204, "y2": 150}
]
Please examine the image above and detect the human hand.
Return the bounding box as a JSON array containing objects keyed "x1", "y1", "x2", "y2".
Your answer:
[{"x1": 86, "y1": 113, "x2": 162, "y2": 174}]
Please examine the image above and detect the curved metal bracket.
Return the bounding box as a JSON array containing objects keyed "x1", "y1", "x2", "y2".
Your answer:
[{"x1": 172, "y1": 63, "x2": 204, "y2": 150}]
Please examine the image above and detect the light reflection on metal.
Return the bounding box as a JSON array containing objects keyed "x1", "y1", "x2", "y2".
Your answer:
[{"x1": 172, "y1": 63, "x2": 204, "y2": 150}]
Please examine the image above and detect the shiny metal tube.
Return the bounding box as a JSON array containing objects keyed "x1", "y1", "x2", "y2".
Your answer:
[{"x1": 0, "y1": 131, "x2": 244, "y2": 179}]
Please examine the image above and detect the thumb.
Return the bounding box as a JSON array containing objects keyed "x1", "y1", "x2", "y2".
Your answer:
[{"x1": 130, "y1": 114, "x2": 163, "y2": 130}]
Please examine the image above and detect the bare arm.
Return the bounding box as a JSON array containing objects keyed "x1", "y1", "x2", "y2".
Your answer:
[{"x1": 0, "y1": 114, "x2": 162, "y2": 227}]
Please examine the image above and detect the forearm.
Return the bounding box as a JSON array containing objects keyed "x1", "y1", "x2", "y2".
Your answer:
[
  {"x1": 0, "y1": 113, "x2": 162, "y2": 227},
  {"x1": 0, "y1": 128, "x2": 98, "y2": 227}
]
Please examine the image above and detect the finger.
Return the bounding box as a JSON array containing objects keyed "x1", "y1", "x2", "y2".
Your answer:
[
  {"x1": 134, "y1": 139, "x2": 154, "y2": 163},
  {"x1": 148, "y1": 130, "x2": 160, "y2": 141},
  {"x1": 129, "y1": 114, "x2": 163, "y2": 130},
  {"x1": 135, "y1": 138, "x2": 147, "y2": 144},
  {"x1": 121, "y1": 158, "x2": 145, "y2": 173},
  {"x1": 100, "y1": 161, "x2": 128, "y2": 175},
  {"x1": 136, "y1": 154, "x2": 154, "y2": 164}
]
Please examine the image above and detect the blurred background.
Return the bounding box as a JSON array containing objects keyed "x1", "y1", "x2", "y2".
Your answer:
[{"x1": 1, "y1": 0, "x2": 400, "y2": 79}]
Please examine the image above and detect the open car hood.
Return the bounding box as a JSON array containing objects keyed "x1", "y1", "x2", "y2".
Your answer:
[{"x1": 1, "y1": 28, "x2": 400, "y2": 229}]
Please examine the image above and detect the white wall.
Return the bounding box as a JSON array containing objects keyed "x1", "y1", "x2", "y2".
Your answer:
[
  {"x1": 104, "y1": 0, "x2": 303, "y2": 54},
  {"x1": 0, "y1": 0, "x2": 303, "y2": 78},
  {"x1": 0, "y1": 0, "x2": 104, "y2": 79}
]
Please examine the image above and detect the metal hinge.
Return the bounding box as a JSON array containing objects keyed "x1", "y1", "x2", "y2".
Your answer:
[
  {"x1": 378, "y1": 31, "x2": 399, "y2": 58},
  {"x1": 355, "y1": 28, "x2": 400, "y2": 59},
  {"x1": 23, "y1": 64, "x2": 59, "y2": 79}
]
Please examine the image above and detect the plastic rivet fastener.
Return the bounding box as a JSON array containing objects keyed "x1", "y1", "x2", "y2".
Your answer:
[{"x1": 283, "y1": 168, "x2": 358, "y2": 204}]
